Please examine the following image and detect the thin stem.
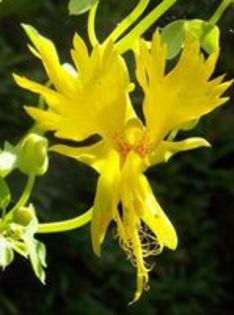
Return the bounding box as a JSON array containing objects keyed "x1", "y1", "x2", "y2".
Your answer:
[
  {"x1": 3, "y1": 175, "x2": 36, "y2": 225},
  {"x1": 115, "y1": 0, "x2": 176, "y2": 54},
  {"x1": 37, "y1": 208, "x2": 93, "y2": 233},
  {"x1": 10, "y1": 175, "x2": 36, "y2": 213},
  {"x1": 107, "y1": 0, "x2": 150, "y2": 42},
  {"x1": 88, "y1": 1, "x2": 99, "y2": 46},
  {"x1": 209, "y1": 0, "x2": 233, "y2": 25}
]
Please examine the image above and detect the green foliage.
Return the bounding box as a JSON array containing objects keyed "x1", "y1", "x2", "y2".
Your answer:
[
  {"x1": 23, "y1": 216, "x2": 47, "y2": 283},
  {"x1": 162, "y1": 19, "x2": 220, "y2": 59},
  {"x1": 0, "y1": 204, "x2": 47, "y2": 282},
  {"x1": 68, "y1": 0, "x2": 98, "y2": 15},
  {"x1": 161, "y1": 20, "x2": 185, "y2": 59}
]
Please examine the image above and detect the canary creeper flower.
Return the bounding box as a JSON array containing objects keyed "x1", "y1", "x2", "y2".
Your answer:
[{"x1": 14, "y1": 25, "x2": 232, "y2": 302}]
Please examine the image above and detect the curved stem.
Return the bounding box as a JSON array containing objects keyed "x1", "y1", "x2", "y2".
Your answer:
[
  {"x1": 88, "y1": 1, "x2": 99, "y2": 46},
  {"x1": 107, "y1": 0, "x2": 150, "y2": 42},
  {"x1": 37, "y1": 208, "x2": 93, "y2": 233},
  {"x1": 209, "y1": 0, "x2": 233, "y2": 25},
  {"x1": 115, "y1": 0, "x2": 176, "y2": 54},
  {"x1": 11, "y1": 175, "x2": 36, "y2": 213},
  {"x1": 3, "y1": 175, "x2": 36, "y2": 224}
]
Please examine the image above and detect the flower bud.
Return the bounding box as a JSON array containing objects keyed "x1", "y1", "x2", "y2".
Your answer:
[
  {"x1": 18, "y1": 133, "x2": 48, "y2": 176},
  {"x1": 13, "y1": 206, "x2": 35, "y2": 227}
]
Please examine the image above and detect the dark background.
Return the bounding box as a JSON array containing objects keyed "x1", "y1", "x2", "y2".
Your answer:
[{"x1": 0, "y1": 0, "x2": 234, "y2": 314}]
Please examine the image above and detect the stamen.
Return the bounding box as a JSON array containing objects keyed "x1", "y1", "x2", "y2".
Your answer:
[
  {"x1": 135, "y1": 134, "x2": 150, "y2": 157},
  {"x1": 113, "y1": 134, "x2": 131, "y2": 157},
  {"x1": 115, "y1": 204, "x2": 162, "y2": 302},
  {"x1": 113, "y1": 132, "x2": 151, "y2": 159},
  {"x1": 139, "y1": 222, "x2": 163, "y2": 257}
]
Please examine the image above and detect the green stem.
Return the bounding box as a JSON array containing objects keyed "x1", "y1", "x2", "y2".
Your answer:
[
  {"x1": 88, "y1": 1, "x2": 99, "y2": 46},
  {"x1": 10, "y1": 175, "x2": 36, "y2": 213},
  {"x1": 107, "y1": 0, "x2": 150, "y2": 42},
  {"x1": 115, "y1": 0, "x2": 176, "y2": 54},
  {"x1": 3, "y1": 175, "x2": 36, "y2": 225},
  {"x1": 209, "y1": 0, "x2": 233, "y2": 25},
  {"x1": 37, "y1": 208, "x2": 93, "y2": 233}
]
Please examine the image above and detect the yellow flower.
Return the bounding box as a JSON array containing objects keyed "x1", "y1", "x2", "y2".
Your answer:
[{"x1": 14, "y1": 25, "x2": 232, "y2": 302}]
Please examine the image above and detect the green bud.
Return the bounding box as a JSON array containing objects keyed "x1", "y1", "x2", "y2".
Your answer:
[
  {"x1": 13, "y1": 206, "x2": 35, "y2": 226},
  {"x1": 18, "y1": 134, "x2": 48, "y2": 176}
]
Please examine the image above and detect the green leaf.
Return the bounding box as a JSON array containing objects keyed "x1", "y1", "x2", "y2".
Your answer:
[
  {"x1": 0, "y1": 142, "x2": 18, "y2": 178},
  {"x1": 161, "y1": 19, "x2": 220, "y2": 59},
  {"x1": 186, "y1": 20, "x2": 220, "y2": 54},
  {"x1": 22, "y1": 215, "x2": 47, "y2": 283},
  {"x1": 11, "y1": 240, "x2": 28, "y2": 258},
  {"x1": 68, "y1": 0, "x2": 98, "y2": 15},
  {"x1": 0, "y1": 236, "x2": 14, "y2": 269},
  {"x1": 161, "y1": 20, "x2": 185, "y2": 60},
  {"x1": 28, "y1": 240, "x2": 47, "y2": 284},
  {"x1": 0, "y1": 176, "x2": 11, "y2": 210}
]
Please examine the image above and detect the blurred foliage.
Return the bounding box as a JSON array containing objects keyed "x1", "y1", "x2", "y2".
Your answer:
[{"x1": 0, "y1": 0, "x2": 234, "y2": 314}]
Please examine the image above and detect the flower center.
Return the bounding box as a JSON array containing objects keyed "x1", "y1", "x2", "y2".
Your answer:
[
  {"x1": 112, "y1": 119, "x2": 151, "y2": 159},
  {"x1": 113, "y1": 134, "x2": 150, "y2": 158}
]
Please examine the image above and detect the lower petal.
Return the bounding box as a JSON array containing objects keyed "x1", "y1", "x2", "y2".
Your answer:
[
  {"x1": 139, "y1": 175, "x2": 178, "y2": 250},
  {"x1": 91, "y1": 150, "x2": 121, "y2": 256}
]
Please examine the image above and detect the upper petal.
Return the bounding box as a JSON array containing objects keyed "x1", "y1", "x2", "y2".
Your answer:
[
  {"x1": 149, "y1": 137, "x2": 211, "y2": 167},
  {"x1": 135, "y1": 31, "x2": 232, "y2": 143},
  {"x1": 51, "y1": 140, "x2": 112, "y2": 174},
  {"x1": 21, "y1": 24, "x2": 76, "y2": 95},
  {"x1": 15, "y1": 26, "x2": 134, "y2": 142}
]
